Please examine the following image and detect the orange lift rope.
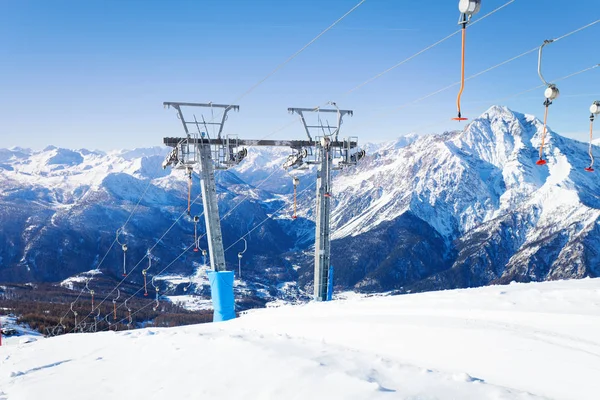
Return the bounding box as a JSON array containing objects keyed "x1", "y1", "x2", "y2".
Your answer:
[
  {"x1": 112, "y1": 289, "x2": 120, "y2": 321},
  {"x1": 453, "y1": 0, "x2": 481, "y2": 121}
]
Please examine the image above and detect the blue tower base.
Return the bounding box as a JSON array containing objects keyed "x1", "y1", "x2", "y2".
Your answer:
[{"x1": 207, "y1": 271, "x2": 236, "y2": 322}]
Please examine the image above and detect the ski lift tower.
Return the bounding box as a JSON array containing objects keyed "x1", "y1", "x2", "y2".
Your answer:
[
  {"x1": 288, "y1": 103, "x2": 362, "y2": 301},
  {"x1": 162, "y1": 102, "x2": 245, "y2": 272},
  {"x1": 162, "y1": 102, "x2": 246, "y2": 322},
  {"x1": 162, "y1": 102, "x2": 365, "y2": 311}
]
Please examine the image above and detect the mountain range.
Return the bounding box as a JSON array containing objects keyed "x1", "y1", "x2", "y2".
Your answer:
[{"x1": 1, "y1": 106, "x2": 598, "y2": 302}]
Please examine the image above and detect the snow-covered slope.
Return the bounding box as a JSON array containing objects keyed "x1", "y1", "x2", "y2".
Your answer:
[{"x1": 2, "y1": 278, "x2": 599, "y2": 399}]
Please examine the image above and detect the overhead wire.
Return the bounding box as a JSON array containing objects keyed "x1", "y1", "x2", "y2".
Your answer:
[
  {"x1": 92, "y1": 177, "x2": 319, "y2": 334},
  {"x1": 73, "y1": 163, "x2": 280, "y2": 332},
  {"x1": 343, "y1": 20, "x2": 600, "y2": 135},
  {"x1": 50, "y1": 176, "x2": 155, "y2": 334},
  {"x1": 219, "y1": 168, "x2": 281, "y2": 221},
  {"x1": 224, "y1": 180, "x2": 317, "y2": 253},
  {"x1": 72, "y1": 194, "x2": 204, "y2": 331},
  {"x1": 234, "y1": 0, "x2": 367, "y2": 103},
  {"x1": 466, "y1": 64, "x2": 600, "y2": 106},
  {"x1": 183, "y1": 0, "x2": 517, "y2": 149},
  {"x1": 198, "y1": 0, "x2": 367, "y2": 131},
  {"x1": 399, "y1": 64, "x2": 600, "y2": 137},
  {"x1": 553, "y1": 19, "x2": 599, "y2": 42},
  {"x1": 239, "y1": 0, "x2": 516, "y2": 145},
  {"x1": 345, "y1": 0, "x2": 516, "y2": 95}
]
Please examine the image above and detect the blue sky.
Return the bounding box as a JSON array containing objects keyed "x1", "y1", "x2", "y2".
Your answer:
[{"x1": 1, "y1": 0, "x2": 598, "y2": 151}]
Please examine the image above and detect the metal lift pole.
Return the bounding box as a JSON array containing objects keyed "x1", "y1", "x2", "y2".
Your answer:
[
  {"x1": 314, "y1": 138, "x2": 332, "y2": 301},
  {"x1": 198, "y1": 142, "x2": 226, "y2": 271},
  {"x1": 162, "y1": 102, "x2": 240, "y2": 272},
  {"x1": 288, "y1": 105, "x2": 353, "y2": 301}
]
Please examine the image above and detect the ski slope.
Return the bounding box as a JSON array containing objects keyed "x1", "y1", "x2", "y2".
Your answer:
[{"x1": 2, "y1": 278, "x2": 600, "y2": 400}]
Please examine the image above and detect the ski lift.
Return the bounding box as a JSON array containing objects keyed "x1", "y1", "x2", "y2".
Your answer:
[
  {"x1": 193, "y1": 215, "x2": 200, "y2": 252},
  {"x1": 283, "y1": 148, "x2": 308, "y2": 170},
  {"x1": 124, "y1": 298, "x2": 132, "y2": 329},
  {"x1": 349, "y1": 149, "x2": 366, "y2": 164},
  {"x1": 116, "y1": 228, "x2": 128, "y2": 277},
  {"x1": 85, "y1": 279, "x2": 95, "y2": 312},
  {"x1": 237, "y1": 238, "x2": 247, "y2": 278},
  {"x1": 586, "y1": 101, "x2": 600, "y2": 172},
  {"x1": 152, "y1": 276, "x2": 160, "y2": 312},
  {"x1": 121, "y1": 244, "x2": 128, "y2": 277},
  {"x1": 453, "y1": 0, "x2": 481, "y2": 121},
  {"x1": 70, "y1": 301, "x2": 78, "y2": 331},
  {"x1": 536, "y1": 39, "x2": 560, "y2": 166},
  {"x1": 142, "y1": 250, "x2": 151, "y2": 296},
  {"x1": 112, "y1": 289, "x2": 120, "y2": 321},
  {"x1": 142, "y1": 269, "x2": 148, "y2": 296},
  {"x1": 183, "y1": 278, "x2": 193, "y2": 293}
]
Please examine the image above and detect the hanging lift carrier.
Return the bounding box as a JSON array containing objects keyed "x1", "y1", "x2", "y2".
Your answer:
[
  {"x1": 586, "y1": 101, "x2": 600, "y2": 172},
  {"x1": 536, "y1": 39, "x2": 560, "y2": 166},
  {"x1": 453, "y1": 0, "x2": 481, "y2": 121}
]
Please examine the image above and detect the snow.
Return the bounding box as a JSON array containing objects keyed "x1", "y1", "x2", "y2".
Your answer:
[
  {"x1": 165, "y1": 295, "x2": 212, "y2": 311},
  {"x1": 0, "y1": 146, "x2": 173, "y2": 202},
  {"x1": 155, "y1": 266, "x2": 211, "y2": 292},
  {"x1": 0, "y1": 315, "x2": 42, "y2": 348},
  {"x1": 2, "y1": 278, "x2": 600, "y2": 399},
  {"x1": 59, "y1": 269, "x2": 102, "y2": 290}
]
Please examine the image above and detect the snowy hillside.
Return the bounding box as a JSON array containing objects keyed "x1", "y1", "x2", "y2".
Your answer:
[{"x1": 2, "y1": 278, "x2": 599, "y2": 400}]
